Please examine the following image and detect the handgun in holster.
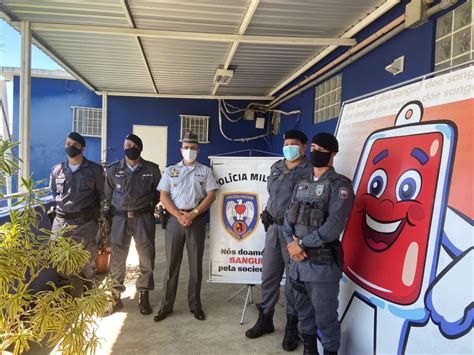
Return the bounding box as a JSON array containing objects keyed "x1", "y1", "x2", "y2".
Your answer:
[
  {"x1": 260, "y1": 209, "x2": 273, "y2": 232},
  {"x1": 47, "y1": 205, "x2": 56, "y2": 225},
  {"x1": 331, "y1": 240, "x2": 344, "y2": 270},
  {"x1": 158, "y1": 205, "x2": 168, "y2": 230}
]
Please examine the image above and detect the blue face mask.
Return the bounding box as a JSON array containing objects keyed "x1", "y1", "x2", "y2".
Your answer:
[{"x1": 283, "y1": 145, "x2": 301, "y2": 161}]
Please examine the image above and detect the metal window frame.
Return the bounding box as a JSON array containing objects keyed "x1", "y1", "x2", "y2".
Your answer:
[
  {"x1": 180, "y1": 114, "x2": 210, "y2": 144},
  {"x1": 71, "y1": 106, "x2": 103, "y2": 138}
]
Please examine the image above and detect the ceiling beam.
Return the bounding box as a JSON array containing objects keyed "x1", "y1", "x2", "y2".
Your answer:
[
  {"x1": 212, "y1": 0, "x2": 259, "y2": 96},
  {"x1": 97, "y1": 91, "x2": 273, "y2": 101},
  {"x1": 120, "y1": 0, "x2": 159, "y2": 94},
  {"x1": 0, "y1": 4, "x2": 97, "y2": 92},
  {"x1": 268, "y1": 0, "x2": 401, "y2": 96},
  {"x1": 12, "y1": 22, "x2": 357, "y2": 46}
]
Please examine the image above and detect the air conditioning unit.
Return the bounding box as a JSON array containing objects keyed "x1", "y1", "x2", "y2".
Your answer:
[{"x1": 214, "y1": 68, "x2": 234, "y2": 85}]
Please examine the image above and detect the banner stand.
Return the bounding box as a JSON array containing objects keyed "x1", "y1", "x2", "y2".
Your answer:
[{"x1": 226, "y1": 284, "x2": 259, "y2": 324}]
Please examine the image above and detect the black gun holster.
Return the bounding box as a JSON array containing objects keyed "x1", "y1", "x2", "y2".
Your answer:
[{"x1": 158, "y1": 205, "x2": 168, "y2": 230}]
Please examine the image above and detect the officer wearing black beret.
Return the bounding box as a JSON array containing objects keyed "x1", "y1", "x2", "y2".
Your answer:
[
  {"x1": 105, "y1": 134, "x2": 161, "y2": 315},
  {"x1": 284, "y1": 132, "x2": 355, "y2": 355},
  {"x1": 50, "y1": 132, "x2": 105, "y2": 288},
  {"x1": 246, "y1": 129, "x2": 312, "y2": 351}
]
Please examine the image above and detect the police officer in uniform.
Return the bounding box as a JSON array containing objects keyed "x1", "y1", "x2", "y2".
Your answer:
[
  {"x1": 105, "y1": 134, "x2": 161, "y2": 315},
  {"x1": 284, "y1": 133, "x2": 354, "y2": 355},
  {"x1": 50, "y1": 132, "x2": 105, "y2": 286},
  {"x1": 246, "y1": 130, "x2": 312, "y2": 351},
  {"x1": 154, "y1": 131, "x2": 219, "y2": 322}
]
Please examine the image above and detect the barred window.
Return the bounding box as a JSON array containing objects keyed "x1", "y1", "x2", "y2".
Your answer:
[
  {"x1": 180, "y1": 115, "x2": 209, "y2": 143},
  {"x1": 313, "y1": 74, "x2": 342, "y2": 124},
  {"x1": 435, "y1": 0, "x2": 473, "y2": 71},
  {"x1": 72, "y1": 106, "x2": 102, "y2": 137}
]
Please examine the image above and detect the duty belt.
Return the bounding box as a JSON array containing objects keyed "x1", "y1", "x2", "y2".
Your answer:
[
  {"x1": 56, "y1": 207, "x2": 99, "y2": 220},
  {"x1": 306, "y1": 247, "x2": 335, "y2": 264},
  {"x1": 113, "y1": 206, "x2": 153, "y2": 218}
]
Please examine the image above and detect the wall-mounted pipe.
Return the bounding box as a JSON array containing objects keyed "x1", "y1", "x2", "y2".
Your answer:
[{"x1": 269, "y1": 0, "x2": 459, "y2": 109}]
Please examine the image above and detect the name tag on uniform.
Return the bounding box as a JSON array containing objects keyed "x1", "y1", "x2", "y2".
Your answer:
[
  {"x1": 316, "y1": 184, "x2": 325, "y2": 196},
  {"x1": 142, "y1": 173, "x2": 153, "y2": 177},
  {"x1": 116, "y1": 184, "x2": 122, "y2": 189},
  {"x1": 298, "y1": 185, "x2": 308, "y2": 190},
  {"x1": 115, "y1": 168, "x2": 126, "y2": 178}
]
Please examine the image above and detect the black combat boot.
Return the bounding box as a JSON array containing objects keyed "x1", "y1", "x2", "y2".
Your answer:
[
  {"x1": 302, "y1": 333, "x2": 319, "y2": 355},
  {"x1": 282, "y1": 314, "x2": 299, "y2": 351},
  {"x1": 102, "y1": 293, "x2": 123, "y2": 317},
  {"x1": 138, "y1": 290, "x2": 152, "y2": 315},
  {"x1": 245, "y1": 303, "x2": 275, "y2": 339},
  {"x1": 323, "y1": 350, "x2": 337, "y2": 355}
]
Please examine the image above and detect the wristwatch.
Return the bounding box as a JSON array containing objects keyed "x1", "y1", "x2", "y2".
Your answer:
[
  {"x1": 297, "y1": 238, "x2": 305, "y2": 250},
  {"x1": 192, "y1": 208, "x2": 199, "y2": 215}
]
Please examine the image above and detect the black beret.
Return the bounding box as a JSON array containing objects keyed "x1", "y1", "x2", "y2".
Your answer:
[
  {"x1": 125, "y1": 134, "x2": 143, "y2": 151},
  {"x1": 283, "y1": 129, "x2": 308, "y2": 144},
  {"x1": 67, "y1": 132, "x2": 85, "y2": 147},
  {"x1": 312, "y1": 132, "x2": 339, "y2": 153}
]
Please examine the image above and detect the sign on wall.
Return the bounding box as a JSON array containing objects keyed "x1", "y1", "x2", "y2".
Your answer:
[
  {"x1": 335, "y1": 66, "x2": 473, "y2": 354},
  {"x1": 208, "y1": 156, "x2": 280, "y2": 284}
]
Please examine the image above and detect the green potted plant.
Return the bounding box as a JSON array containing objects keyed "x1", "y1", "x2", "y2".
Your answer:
[{"x1": 0, "y1": 140, "x2": 115, "y2": 354}]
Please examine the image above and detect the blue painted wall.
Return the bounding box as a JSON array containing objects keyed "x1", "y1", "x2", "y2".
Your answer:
[
  {"x1": 12, "y1": 78, "x2": 268, "y2": 190},
  {"x1": 13, "y1": 76, "x2": 101, "y2": 188},
  {"x1": 106, "y1": 97, "x2": 268, "y2": 167},
  {"x1": 268, "y1": 0, "x2": 465, "y2": 154}
]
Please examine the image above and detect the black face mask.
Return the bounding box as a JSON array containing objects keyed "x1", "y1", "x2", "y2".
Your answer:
[
  {"x1": 310, "y1": 150, "x2": 332, "y2": 168},
  {"x1": 65, "y1": 146, "x2": 82, "y2": 158},
  {"x1": 125, "y1": 147, "x2": 141, "y2": 160}
]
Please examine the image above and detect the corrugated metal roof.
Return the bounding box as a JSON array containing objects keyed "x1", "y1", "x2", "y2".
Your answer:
[{"x1": 0, "y1": 0, "x2": 390, "y2": 98}]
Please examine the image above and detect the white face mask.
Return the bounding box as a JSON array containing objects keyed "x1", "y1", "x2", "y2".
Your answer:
[{"x1": 182, "y1": 148, "x2": 197, "y2": 162}]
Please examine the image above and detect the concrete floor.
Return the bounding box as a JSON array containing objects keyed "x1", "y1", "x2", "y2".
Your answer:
[{"x1": 94, "y1": 226, "x2": 291, "y2": 355}]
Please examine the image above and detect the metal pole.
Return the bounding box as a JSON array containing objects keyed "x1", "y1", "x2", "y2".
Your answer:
[
  {"x1": 19, "y1": 21, "x2": 31, "y2": 192},
  {"x1": 101, "y1": 91, "x2": 108, "y2": 163}
]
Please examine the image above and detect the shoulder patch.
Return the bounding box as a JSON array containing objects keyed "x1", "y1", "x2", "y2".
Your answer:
[
  {"x1": 339, "y1": 186, "x2": 350, "y2": 200},
  {"x1": 52, "y1": 162, "x2": 65, "y2": 175}
]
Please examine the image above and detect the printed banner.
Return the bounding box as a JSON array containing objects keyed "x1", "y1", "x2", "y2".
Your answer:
[
  {"x1": 335, "y1": 66, "x2": 473, "y2": 355},
  {"x1": 208, "y1": 156, "x2": 280, "y2": 284}
]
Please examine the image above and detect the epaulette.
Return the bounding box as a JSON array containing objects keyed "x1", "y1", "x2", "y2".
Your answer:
[
  {"x1": 270, "y1": 159, "x2": 284, "y2": 170},
  {"x1": 329, "y1": 173, "x2": 352, "y2": 185},
  {"x1": 107, "y1": 160, "x2": 121, "y2": 169},
  {"x1": 51, "y1": 162, "x2": 65, "y2": 175}
]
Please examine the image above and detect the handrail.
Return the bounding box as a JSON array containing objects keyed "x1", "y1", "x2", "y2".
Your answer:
[{"x1": 2, "y1": 187, "x2": 50, "y2": 200}]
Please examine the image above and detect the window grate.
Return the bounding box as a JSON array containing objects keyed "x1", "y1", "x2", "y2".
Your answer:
[
  {"x1": 435, "y1": 0, "x2": 473, "y2": 71},
  {"x1": 72, "y1": 106, "x2": 102, "y2": 137},
  {"x1": 180, "y1": 115, "x2": 210, "y2": 143},
  {"x1": 313, "y1": 74, "x2": 342, "y2": 124}
]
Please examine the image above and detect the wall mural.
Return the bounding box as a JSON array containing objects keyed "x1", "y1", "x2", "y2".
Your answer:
[{"x1": 335, "y1": 66, "x2": 473, "y2": 354}]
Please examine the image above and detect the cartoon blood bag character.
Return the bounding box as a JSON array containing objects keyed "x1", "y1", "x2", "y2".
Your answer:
[{"x1": 337, "y1": 101, "x2": 468, "y2": 354}]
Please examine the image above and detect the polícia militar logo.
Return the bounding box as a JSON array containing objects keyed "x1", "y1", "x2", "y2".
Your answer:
[{"x1": 222, "y1": 193, "x2": 259, "y2": 242}]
